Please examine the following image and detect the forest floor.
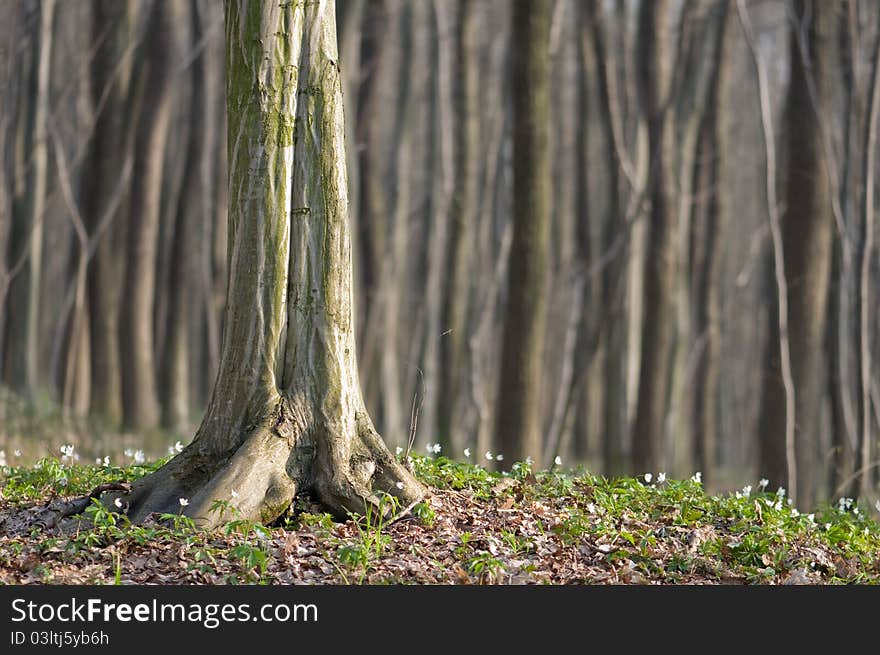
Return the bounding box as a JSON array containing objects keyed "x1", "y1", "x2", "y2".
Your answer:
[{"x1": 1, "y1": 454, "x2": 879, "y2": 585}]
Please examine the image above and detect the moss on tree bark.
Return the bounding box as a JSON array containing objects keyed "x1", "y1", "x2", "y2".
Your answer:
[{"x1": 107, "y1": 0, "x2": 423, "y2": 529}]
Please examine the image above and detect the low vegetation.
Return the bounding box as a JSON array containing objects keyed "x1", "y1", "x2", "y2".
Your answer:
[{"x1": 1, "y1": 452, "x2": 879, "y2": 584}]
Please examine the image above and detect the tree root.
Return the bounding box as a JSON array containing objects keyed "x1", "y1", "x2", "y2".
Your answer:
[
  {"x1": 25, "y1": 403, "x2": 425, "y2": 533},
  {"x1": 31, "y1": 482, "x2": 131, "y2": 531}
]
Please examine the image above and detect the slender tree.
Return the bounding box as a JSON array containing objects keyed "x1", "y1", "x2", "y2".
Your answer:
[
  {"x1": 438, "y1": 0, "x2": 478, "y2": 451},
  {"x1": 691, "y1": 1, "x2": 734, "y2": 486},
  {"x1": 120, "y1": 0, "x2": 177, "y2": 430},
  {"x1": 631, "y1": 0, "x2": 676, "y2": 474},
  {"x1": 81, "y1": 0, "x2": 136, "y2": 425},
  {"x1": 495, "y1": 0, "x2": 551, "y2": 467},
  {"x1": 757, "y1": 0, "x2": 835, "y2": 507}
]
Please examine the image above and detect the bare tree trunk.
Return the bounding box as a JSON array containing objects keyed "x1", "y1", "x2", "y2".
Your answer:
[
  {"x1": 3, "y1": 1, "x2": 55, "y2": 396},
  {"x1": 828, "y1": 0, "x2": 860, "y2": 495},
  {"x1": 739, "y1": 0, "x2": 797, "y2": 500},
  {"x1": 115, "y1": 0, "x2": 423, "y2": 528},
  {"x1": 631, "y1": 0, "x2": 676, "y2": 474},
  {"x1": 437, "y1": 0, "x2": 478, "y2": 451},
  {"x1": 854, "y1": 27, "x2": 880, "y2": 499},
  {"x1": 162, "y1": 0, "x2": 206, "y2": 433},
  {"x1": 0, "y1": 4, "x2": 25, "y2": 381},
  {"x1": 355, "y1": 0, "x2": 392, "y2": 416},
  {"x1": 120, "y1": 0, "x2": 177, "y2": 430},
  {"x1": 81, "y1": 0, "x2": 136, "y2": 425},
  {"x1": 495, "y1": 0, "x2": 551, "y2": 467},
  {"x1": 754, "y1": 0, "x2": 835, "y2": 507},
  {"x1": 691, "y1": 1, "x2": 734, "y2": 486},
  {"x1": 419, "y1": 0, "x2": 454, "y2": 449},
  {"x1": 584, "y1": 1, "x2": 628, "y2": 476}
]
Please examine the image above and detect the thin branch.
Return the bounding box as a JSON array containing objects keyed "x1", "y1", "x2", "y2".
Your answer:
[{"x1": 737, "y1": 0, "x2": 797, "y2": 501}]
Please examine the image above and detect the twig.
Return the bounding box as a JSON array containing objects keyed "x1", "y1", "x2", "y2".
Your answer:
[{"x1": 403, "y1": 366, "x2": 426, "y2": 470}]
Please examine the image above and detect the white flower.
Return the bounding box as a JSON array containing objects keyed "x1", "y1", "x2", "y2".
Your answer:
[
  {"x1": 691, "y1": 472, "x2": 702, "y2": 483},
  {"x1": 133, "y1": 450, "x2": 145, "y2": 465},
  {"x1": 791, "y1": 508, "x2": 799, "y2": 517},
  {"x1": 58, "y1": 476, "x2": 68, "y2": 486},
  {"x1": 586, "y1": 503, "x2": 596, "y2": 513},
  {"x1": 526, "y1": 456, "x2": 534, "y2": 466},
  {"x1": 554, "y1": 456, "x2": 562, "y2": 467},
  {"x1": 174, "y1": 441, "x2": 184, "y2": 453},
  {"x1": 114, "y1": 497, "x2": 123, "y2": 508},
  {"x1": 102, "y1": 456, "x2": 110, "y2": 466},
  {"x1": 495, "y1": 454, "x2": 504, "y2": 462},
  {"x1": 0, "y1": 451, "x2": 6, "y2": 467},
  {"x1": 463, "y1": 448, "x2": 471, "y2": 458},
  {"x1": 485, "y1": 451, "x2": 494, "y2": 461},
  {"x1": 96, "y1": 458, "x2": 102, "y2": 465},
  {"x1": 741, "y1": 485, "x2": 752, "y2": 497},
  {"x1": 395, "y1": 446, "x2": 403, "y2": 456},
  {"x1": 824, "y1": 523, "x2": 831, "y2": 531},
  {"x1": 807, "y1": 514, "x2": 815, "y2": 523},
  {"x1": 759, "y1": 478, "x2": 769, "y2": 491},
  {"x1": 432, "y1": 443, "x2": 442, "y2": 454},
  {"x1": 124, "y1": 448, "x2": 134, "y2": 458},
  {"x1": 774, "y1": 501, "x2": 782, "y2": 511},
  {"x1": 643, "y1": 473, "x2": 653, "y2": 483},
  {"x1": 13, "y1": 449, "x2": 21, "y2": 457},
  {"x1": 231, "y1": 489, "x2": 239, "y2": 498},
  {"x1": 776, "y1": 486, "x2": 786, "y2": 498},
  {"x1": 395, "y1": 481, "x2": 405, "y2": 489},
  {"x1": 854, "y1": 507, "x2": 860, "y2": 516},
  {"x1": 875, "y1": 500, "x2": 880, "y2": 513},
  {"x1": 657, "y1": 472, "x2": 666, "y2": 484},
  {"x1": 179, "y1": 498, "x2": 189, "y2": 507}
]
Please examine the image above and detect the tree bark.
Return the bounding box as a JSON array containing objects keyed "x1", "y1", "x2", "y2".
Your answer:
[
  {"x1": 854, "y1": 25, "x2": 880, "y2": 499},
  {"x1": 757, "y1": 0, "x2": 835, "y2": 507},
  {"x1": 631, "y1": 0, "x2": 676, "y2": 474},
  {"x1": 691, "y1": 1, "x2": 734, "y2": 486},
  {"x1": 437, "y1": 0, "x2": 478, "y2": 451},
  {"x1": 495, "y1": 0, "x2": 551, "y2": 467},
  {"x1": 81, "y1": 0, "x2": 136, "y2": 425},
  {"x1": 3, "y1": 0, "x2": 55, "y2": 396},
  {"x1": 161, "y1": 0, "x2": 206, "y2": 433},
  {"x1": 113, "y1": 0, "x2": 423, "y2": 529},
  {"x1": 120, "y1": 0, "x2": 177, "y2": 430}
]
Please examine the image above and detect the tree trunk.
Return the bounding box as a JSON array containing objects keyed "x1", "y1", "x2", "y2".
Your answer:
[
  {"x1": 161, "y1": 0, "x2": 205, "y2": 433},
  {"x1": 757, "y1": 0, "x2": 835, "y2": 507},
  {"x1": 691, "y1": 1, "x2": 734, "y2": 486},
  {"x1": 854, "y1": 25, "x2": 880, "y2": 499},
  {"x1": 3, "y1": 0, "x2": 55, "y2": 396},
  {"x1": 585, "y1": 0, "x2": 627, "y2": 476},
  {"x1": 114, "y1": 0, "x2": 424, "y2": 529},
  {"x1": 631, "y1": 0, "x2": 676, "y2": 474},
  {"x1": 82, "y1": 0, "x2": 135, "y2": 425},
  {"x1": 437, "y1": 0, "x2": 478, "y2": 451},
  {"x1": 494, "y1": 0, "x2": 551, "y2": 467},
  {"x1": 120, "y1": 0, "x2": 176, "y2": 430}
]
